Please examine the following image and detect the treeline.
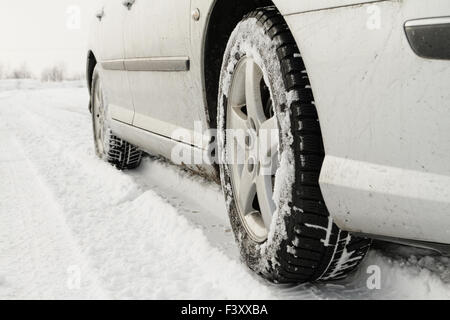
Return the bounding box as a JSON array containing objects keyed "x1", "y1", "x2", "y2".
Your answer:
[{"x1": 0, "y1": 62, "x2": 84, "y2": 82}]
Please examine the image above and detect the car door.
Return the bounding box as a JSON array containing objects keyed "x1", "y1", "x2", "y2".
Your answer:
[
  {"x1": 123, "y1": 0, "x2": 206, "y2": 147},
  {"x1": 97, "y1": 0, "x2": 134, "y2": 124}
]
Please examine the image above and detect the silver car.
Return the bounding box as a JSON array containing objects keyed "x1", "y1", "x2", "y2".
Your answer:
[{"x1": 87, "y1": 0, "x2": 450, "y2": 283}]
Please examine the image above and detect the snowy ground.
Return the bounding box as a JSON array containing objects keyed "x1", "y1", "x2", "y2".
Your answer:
[{"x1": 0, "y1": 79, "x2": 449, "y2": 300}]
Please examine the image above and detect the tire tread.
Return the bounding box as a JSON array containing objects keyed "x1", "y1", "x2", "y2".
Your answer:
[{"x1": 247, "y1": 7, "x2": 371, "y2": 283}]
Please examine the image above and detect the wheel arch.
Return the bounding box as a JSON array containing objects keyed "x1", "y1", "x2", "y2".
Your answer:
[
  {"x1": 86, "y1": 50, "x2": 97, "y2": 113},
  {"x1": 203, "y1": 0, "x2": 276, "y2": 129},
  {"x1": 86, "y1": 50, "x2": 97, "y2": 93}
]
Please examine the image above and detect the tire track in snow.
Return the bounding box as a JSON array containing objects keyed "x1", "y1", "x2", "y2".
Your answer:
[
  {"x1": 0, "y1": 129, "x2": 109, "y2": 299},
  {"x1": 128, "y1": 158, "x2": 240, "y2": 260}
]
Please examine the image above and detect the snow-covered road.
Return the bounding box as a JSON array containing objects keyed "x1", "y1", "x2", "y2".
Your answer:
[{"x1": 0, "y1": 80, "x2": 449, "y2": 300}]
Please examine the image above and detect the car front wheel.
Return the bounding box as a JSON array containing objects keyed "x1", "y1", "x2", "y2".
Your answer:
[{"x1": 217, "y1": 7, "x2": 371, "y2": 283}]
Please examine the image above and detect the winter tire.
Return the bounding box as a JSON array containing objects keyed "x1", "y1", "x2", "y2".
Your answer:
[
  {"x1": 91, "y1": 66, "x2": 143, "y2": 170},
  {"x1": 217, "y1": 7, "x2": 371, "y2": 284}
]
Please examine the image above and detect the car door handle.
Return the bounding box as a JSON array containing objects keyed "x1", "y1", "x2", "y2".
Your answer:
[
  {"x1": 122, "y1": 0, "x2": 136, "y2": 10},
  {"x1": 95, "y1": 8, "x2": 104, "y2": 21}
]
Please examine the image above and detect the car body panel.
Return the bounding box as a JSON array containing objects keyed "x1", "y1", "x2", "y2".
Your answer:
[
  {"x1": 124, "y1": 1, "x2": 206, "y2": 144},
  {"x1": 286, "y1": 0, "x2": 450, "y2": 243},
  {"x1": 96, "y1": 0, "x2": 134, "y2": 124}
]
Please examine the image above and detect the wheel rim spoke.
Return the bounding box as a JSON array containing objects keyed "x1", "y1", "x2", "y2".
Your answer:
[
  {"x1": 245, "y1": 59, "x2": 266, "y2": 128},
  {"x1": 256, "y1": 174, "x2": 276, "y2": 230},
  {"x1": 237, "y1": 164, "x2": 257, "y2": 215},
  {"x1": 229, "y1": 105, "x2": 249, "y2": 152},
  {"x1": 259, "y1": 116, "x2": 279, "y2": 176}
]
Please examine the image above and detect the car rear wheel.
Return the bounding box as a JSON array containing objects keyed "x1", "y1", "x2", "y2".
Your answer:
[
  {"x1": 91, "y1": 66, "x2": 142, "y2": 170},
  {"x1": 217, "y1": 7, "x2": 371, "y2": 283}
]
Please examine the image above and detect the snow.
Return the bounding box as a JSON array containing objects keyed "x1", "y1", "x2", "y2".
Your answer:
[
  {"x1": 306, "y1": 219, "x2": 333, "y2": 247},
  {"x1": 0, "y1": 79, "x2": 449, "y2": 299}
]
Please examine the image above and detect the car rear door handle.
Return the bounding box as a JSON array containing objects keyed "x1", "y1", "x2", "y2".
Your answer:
[
  {"x1": 95, "y1": 8, "x2": 104, "y2": 21},
  {"x1": 122, "y1": 0, "x2": 136, "y2": 10}
]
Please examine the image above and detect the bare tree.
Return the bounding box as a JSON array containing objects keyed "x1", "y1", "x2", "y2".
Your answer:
[
  {"x1": 41, "y1": 63, "x2": 67, "y2": 82},
  {"x1": 66, "y1": 72, "x2": 85, "y2": 81},
  {"x1": 10, "y1": 63, "x2": 32, "y2": 79}
]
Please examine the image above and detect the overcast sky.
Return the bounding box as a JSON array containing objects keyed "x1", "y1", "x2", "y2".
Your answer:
[{"x1": 0, "y1": 0, "x2": 101, "y2": 76}]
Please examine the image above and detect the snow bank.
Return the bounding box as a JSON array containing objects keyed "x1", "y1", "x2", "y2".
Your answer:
[{"x1": 81, "y1": 190, "x2": 274, "y2": 299}]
